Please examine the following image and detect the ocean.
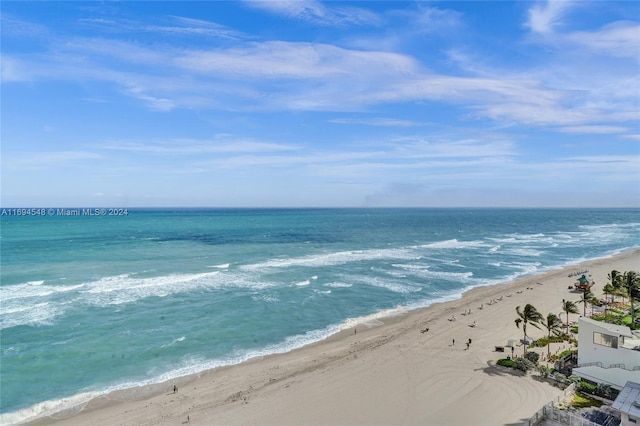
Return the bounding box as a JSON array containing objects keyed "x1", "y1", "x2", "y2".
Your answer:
[{"x1": 1, "y1": 208, "x2": 639, "y2": 423}]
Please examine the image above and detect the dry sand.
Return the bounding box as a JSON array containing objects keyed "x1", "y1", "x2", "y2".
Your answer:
[{"x1": 34, "y1": 249, "x2": 639, "y2": 426}]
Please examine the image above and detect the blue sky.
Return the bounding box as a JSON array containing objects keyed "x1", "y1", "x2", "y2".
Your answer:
[{"x1": 1, "y1": 1, "x2": 639, "y2": 208}]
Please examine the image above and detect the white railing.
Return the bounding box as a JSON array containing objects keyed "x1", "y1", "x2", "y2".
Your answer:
[
  {"x1": 523, "y1": 383, "x2": 580, "y2": 426},
  {"x1": 523, "y1": 382, "x2": 620, "y2": 426}
]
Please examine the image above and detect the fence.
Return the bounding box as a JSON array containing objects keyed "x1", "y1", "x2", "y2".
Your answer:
[
  {"x1": 523, "y1": 382, "x2": 619, "y2": 426},
  {"x1": 523, "y1": 383, "x2": 576, "y2": 426},
  {"x1": 543, "y1": 407, "x2": 616, "y2": 426}
]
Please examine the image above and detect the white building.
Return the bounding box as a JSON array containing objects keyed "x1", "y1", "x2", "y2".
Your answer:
[
  {"x1": 572, "y1": 317, "x2": 640, "y2": 390},
  {"x1": 612, "y1": 381, "x2": 640, "y2": 426}
]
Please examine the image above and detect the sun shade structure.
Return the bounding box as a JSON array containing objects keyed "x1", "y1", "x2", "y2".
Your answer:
[{"x1": 574, "y1": 274, "x2": 594, "y2": 290}]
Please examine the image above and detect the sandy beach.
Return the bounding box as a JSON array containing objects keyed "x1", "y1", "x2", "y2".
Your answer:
[{"x1": 33, "y1": 249, "x2": 639, "y2": 426}]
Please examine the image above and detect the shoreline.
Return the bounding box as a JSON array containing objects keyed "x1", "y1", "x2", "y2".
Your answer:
[{"x1": 16, "y1": 247, "x2": 640, "y2": 425}]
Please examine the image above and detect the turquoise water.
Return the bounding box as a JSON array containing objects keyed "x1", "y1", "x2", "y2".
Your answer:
[{"x1": 1, "y1": 208, "x2": 639, "y2": 422}]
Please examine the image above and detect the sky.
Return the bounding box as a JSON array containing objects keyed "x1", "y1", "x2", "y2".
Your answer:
[{"x1": 1, "y1": 1, "x2": 639, "y2": 208}]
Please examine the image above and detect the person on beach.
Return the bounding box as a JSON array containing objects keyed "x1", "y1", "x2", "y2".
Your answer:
[
  {"x1": 173, "y1": 385, "x2": 178, "y2": 393},
  {"x1": 452, "y1": 338, "x2": 455, "y2": 346}
]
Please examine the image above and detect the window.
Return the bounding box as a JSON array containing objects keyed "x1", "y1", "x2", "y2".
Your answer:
[{"x1": 593, "y1": 332, "x2": 618, "y2": 349}]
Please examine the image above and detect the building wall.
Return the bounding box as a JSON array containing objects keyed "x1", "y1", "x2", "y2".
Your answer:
[{"x1": 577, "y1": 318, "x2": 640, "y2": 370}]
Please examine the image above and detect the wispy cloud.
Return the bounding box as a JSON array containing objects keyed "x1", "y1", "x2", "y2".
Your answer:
[
  {"x1": 565, "y1": 21, "x2": 640, "y2": 60},
  {"x1": 77, "y1": 15, "x2": 247, "y2": 40},
  {"x1": 329, "y1": 118, "x2": 420, "y2": 127},
  {"x1": 242, "y1": 0, "x2": 380, "y2": 27},
  {"x1": 3, "y1": 27, "x2": 635, "y2": 131},
  {"x1": 101, "y1": 137, "x2": 300, "y2": 155},
  {"x1": 526, "y1": 0, "x2": 575, "y2": 34},
  {"x1": 559, "y1": 125, "x2": 629, "y2": 134},
  {"x1": 395, "y1": 4, "x2": 462, "y2": 34},
  {"x1": 3, "y1": 151, "x2": 102, "y2": 170}
]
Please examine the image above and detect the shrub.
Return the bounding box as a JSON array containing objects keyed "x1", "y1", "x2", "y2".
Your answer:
[
  {"x1": 579, "y1": 380, "x2": 597, "y2": 393},
  {"x1": 524, "y1": 351, "x2": 540, "y2": 364},
  {"x1": 552, "y1": 372, "x2": 567, "y2": 384},
  {"x1": 572, "y1": 393, "x2": 603, "y2": 408},
  {"x1": 531, "y1": 337, "x2": 563, "y2": 347},
  {"x1": 497, "y1": 358, "x2": 516, "y2": 368},
  {"x1": 596, "y1": 383, "x2": 615, "y2": 399},
  {"x1": 537, "y1": 365, "x2": 551, "y2": 378},
  {"x1": 567, "y1": 374, "x2": 581, "y2": 385},
  {"x1": 515, "y1": 357, "x2": 535, "y2": 372},
  {"x1": 558, "y1": 349, "x2": 576, "y2": 359}
]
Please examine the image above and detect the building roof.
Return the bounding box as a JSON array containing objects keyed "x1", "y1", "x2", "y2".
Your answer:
[
  {"x1": 579, "y1": 317, "x2": 634, "y2": 337},
  {"x1": 612, "y1": 381, "x2": 640, "y2": 417}
]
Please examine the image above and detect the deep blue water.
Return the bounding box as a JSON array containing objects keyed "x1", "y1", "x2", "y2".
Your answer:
[{"x1": 1, "y1": 208, "x2": 639, "y2": 423}]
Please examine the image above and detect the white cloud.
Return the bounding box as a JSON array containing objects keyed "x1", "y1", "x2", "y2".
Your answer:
[
  {"x1": 328, "y1": 117, "x2": 420, "y2": 127},
  {"x1": 565, "y1": 21, "x2": 640, "y2": 60},
  {"x1": 3, "y1": 151, "x2": 102, "y2": 170},
  {"x1": 101, "y1": 137, "x2": 300, "y2": 155},
  {"x1": 559, "y1": 125, "x2": 629, "y2": 134},
  {"x1": 173, "y1": 41, "x2": 418, "y2": 80},
  {"x1": 242, "y1": 0, "x2": 380, "y2": 27},
  {"x1": 526, "y1": 0, "x2": 574, "y2": 34},
  {"x1": 77, "y1": 15, "x2": 247, "y2": 40}
]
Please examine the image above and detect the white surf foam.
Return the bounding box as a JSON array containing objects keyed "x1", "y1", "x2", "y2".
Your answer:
[{"x1": 241, "y1": 247, "x2": 415, "y2": 270}]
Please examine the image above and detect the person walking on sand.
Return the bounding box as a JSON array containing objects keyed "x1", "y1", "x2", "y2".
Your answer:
[
  {"x1": 452, "y1": 338, "x2": 455, "y2": 346},
  {"x1": 173, "y1": 385, "x2": 177, "y2": 393}
]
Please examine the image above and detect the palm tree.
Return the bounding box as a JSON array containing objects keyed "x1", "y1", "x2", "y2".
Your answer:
[
  {"x1": 603, "y1": 283, "x2": 615, "y2": 316},
  {"x1": 515, "y1": 304, "x2": 543, "y2": 355},
  {"x1": 578, "y1": 289, "x2": 596, "y2": 317},
  {"x1": 608, "y1": 270, "x2": 622, "y2": 303},
  {"x1": 561, "y1": 299, "x2": 579, "y2": 335},
  {"x1": 622, "y1": 271, "x2": 640, "y2": 328},
  {"x1": 616, "y1": 286, "x2": 629, "y2": 305},
  {"x1": 541, "y1": 313, "x2": 563, "y2": 359}
]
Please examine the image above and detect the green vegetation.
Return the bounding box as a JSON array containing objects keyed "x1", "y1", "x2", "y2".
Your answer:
[
  {"x1": 561, "y1": 300, "x2": 578, "y2": 334},
  {"x1": 605, "y1": 269, "x2": 640, "y2": 330},
  {"x1": 549, "y1": 348, "x2": 577, "y2": 362},
  {"x1": 524, "y1": 351, "x2": 539, "y2": 364},
  {"x1": 495, "y1": 269, "x2": 639, "y2": 388},
  {"x1": 514, "y1": 304, "x2": 543, "y2": 355},
  {"x1": 578, "y1": 289, "x2": 597, "y2": 317},
  {"x1": 621, "y1": 271, "x2": 640, "y2": 328},
  {"x1": 577, "y1": 380, "x2": 619, "y2": 400},
  {"x1": 496, "y1": 357, "x2": 535, "y2": 372},
  {"x1": 567, "y1": 374, "x2": 581, "y2": 385},
  {"x1": 515, "y1": 357, "x2": 535, "y2": 372},
  {"x1": 530, "y1": 336, "x2": 564, "y2": 347},
  {"x1": 579, "y1": 380, "x2": 596, "y2": 393},
  {"x1": 572, "y1": 393, "x2": 603, "y2": 408},
  {"x1": 540, "y1": 312, "x2": 563, "y2": 359},
  {"x1": 497, "y1": 358, "x2": 516, "y2": 368}
]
